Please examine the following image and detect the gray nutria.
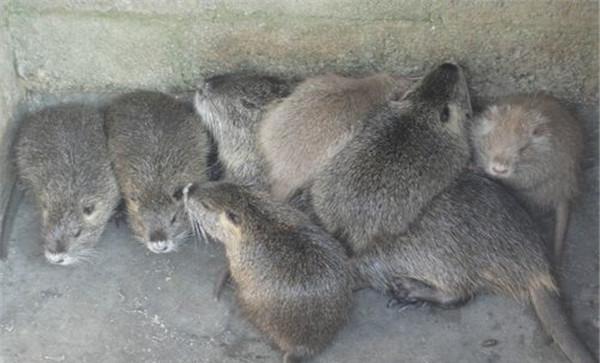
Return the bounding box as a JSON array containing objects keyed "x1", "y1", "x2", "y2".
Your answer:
[
  {"x1": 183, "y1": 181, "x2": 352, "y2": 363},
  {"x1": 194, "y1": 72, "x2": 297, "y2": 190},
  {"x1": 104, "y1": 91, "x2": 209, "y2": 253},
  {"x1": 11, "y1": 104, "x2": 120, "y2": 265},
  {"x1": 259, "y1": 72, "x2": 415, "y2": 201},
  {"x1": 311, "y1": 63, "x2": 472, "y2": 253},
  {"x1": 354, "y1": 172, "x2": 596, "y2": 363},
  {"x1": 471, "y1": 93, "x2": 584, "y2": 261}
]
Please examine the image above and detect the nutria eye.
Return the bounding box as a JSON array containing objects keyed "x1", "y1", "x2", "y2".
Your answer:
[
  {"x1": 199, "y1": 201, "x2": 212, "y2": 210},
  {"x1": 532, "y1": 126, "x2": 545, "y2": 137},
  {"x1": 240, "y1": 99, "x2": 257, "y2": 109},
  {"x1": 172, "y1": 187, "x2": 184, "y2": 201},
  {"x1": 74, "y1": 228, "x2": 82, "y2": 238},
  {"x1": 83, "y1": 205, "x2": 95, "y2": 216},
  {"x1": 225, "y1": 210, "x2": 241, "y2": 225},
  {"x1": 440, "y1": 105, "x2": 450, "y2": 123},
  {"x1": 170, "y1": 213, "x2": 177, "y2": 225},
  {"x1": 519, "y1": 144, "x2": 530, "y2": 153}
]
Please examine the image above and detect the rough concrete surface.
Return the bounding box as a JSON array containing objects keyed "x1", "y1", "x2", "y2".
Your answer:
[
  {"x1": 0, "y1": 0, "x2": 24, "y2": 259},
  {"x1": 0, "y1": 103, "x2": 597, "y2": 363},
  {"x1": 5, "y1": 0, "x2": 599, "y2": 102}
]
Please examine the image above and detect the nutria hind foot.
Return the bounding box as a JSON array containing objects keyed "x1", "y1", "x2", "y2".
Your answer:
[{"x1": 389, "y1": 277, "x2": 471, "y2": 309}]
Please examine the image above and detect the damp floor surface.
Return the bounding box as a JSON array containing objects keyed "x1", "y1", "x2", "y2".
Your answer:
[{"x1": 0, "y1": 104, "x2": 598, "y2": 363}]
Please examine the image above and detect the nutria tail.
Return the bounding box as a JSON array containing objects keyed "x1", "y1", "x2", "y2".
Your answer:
[
  {"x1": 530, "y1": 287, "x2": 596, "y2": 363},
  {"x1": 0, "y1": 179, "x2": 23, "y2": 260}
]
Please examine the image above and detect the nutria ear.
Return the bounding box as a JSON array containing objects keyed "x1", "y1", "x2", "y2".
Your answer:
[
  {"x1": 225, "y1": 210, "x2": 241, "y2": 226},
  {"x1": 82, "y1": 204, "x2": 95, "y2": 216}
]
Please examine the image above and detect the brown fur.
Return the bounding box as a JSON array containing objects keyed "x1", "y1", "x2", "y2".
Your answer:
[
  {"x1": 13, "y1": 104, "x2": 120, "y2": 265},
  {"x1": 354, "y1": 173, "x2": 595, "y2": 363},
  {"x1": 259, "y1": 73, "x2": 414, "y2": 201},
  {"x1": 310, "y1": 64, "x2": 472, "y2": 253},
  {"x1": 471, "y1": 93, "x2": 584, "y2": 260},
  {"x1": 183, "y1": 182, "x2": 352, "y2": 362},
  {"x1": 104, "y1": 91, "x2": 209, "y2": 253}
]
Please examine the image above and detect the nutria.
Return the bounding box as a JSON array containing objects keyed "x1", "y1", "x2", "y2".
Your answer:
[
  {"x1": 183, "y1": 181, "x2": 352, "y2": 363},
  {"x1": 9, "y1": 104, "x2": 120, "y2": 265},
  {"x1": 471, "y1": 93, "x2": 584, "y2": 261},
  {"x1": 194, "y1": 72, "x2": 297, "y2": 190},
  {"x1": 353, "y1": 172, "x2": 595, "y2": 363},
  {"x1": 104, "y1": 91, "x2": 209, "y2": 253},
  {"x1": 311, "y1": 63, "x2": 472, "y2": 253},
  {"x1": 259, "y1": 72, "x2": 415, "y2": 201}
]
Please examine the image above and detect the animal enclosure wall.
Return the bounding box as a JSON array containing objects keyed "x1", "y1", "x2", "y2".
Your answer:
[{"x1": 0, "y1": 1, "x2": 598, "y2": 362}]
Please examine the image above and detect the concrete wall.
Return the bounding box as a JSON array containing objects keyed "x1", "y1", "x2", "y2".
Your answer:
[
  {"x1": 4, "y1": 0, "x2": 599, "y2": 104},
  {"x1": 0, "y1": 0, "x2": 24, "y2": 231}
]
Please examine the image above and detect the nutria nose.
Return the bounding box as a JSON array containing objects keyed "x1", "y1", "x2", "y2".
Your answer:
[
  {"x1": 49, "y1": 242, "x2": 66, "y2": 254},
  {"x1": 439, "y1": 62, "x2": 459, "y2": 72},
  {"x1": 492, "y1": 165, "x2": 509, "y2": 175},
  {"x1": 149, "y1": 230, "x2": 167, "y2": 242}
]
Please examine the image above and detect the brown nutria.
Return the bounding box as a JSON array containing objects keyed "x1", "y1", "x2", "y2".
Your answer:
[
  {"x1": 471, "y1": 93, "x2": 584, "y2": 261},
  {"x1": 194, "y1": 72, "x2": 297, "y2": 190},
  {"x1": 259, "y1": 72, "x2": 415, "y2": 201},
  {"x1": 183, "y1": 181, "x2": 352, "y2": 363},
  {"x1": 104, "y1": 90, "x2": 209, "y2": 254},
  {"x1": 9, "y1": 104, "x2": 120, "y2": 265},
  {"x1": 353, "y1": 172, "x2": 596, "y2": 363},
  {"x1": 311, "y1": 63, "x2": 472, "y2": 254}
]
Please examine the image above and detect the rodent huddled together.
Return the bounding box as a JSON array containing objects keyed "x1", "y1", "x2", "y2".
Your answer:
[{"x1": 0, "y1": 63, "x2": 593, "y2": 363}]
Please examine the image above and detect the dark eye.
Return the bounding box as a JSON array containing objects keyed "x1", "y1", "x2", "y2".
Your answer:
[
  {"x1": 83, "y1": 205, "x2": 95, "y2": 216},
  {"x1": 440, "y1": 105, "x2": 450, "y2": 123},
  {"x1": 172, "y1": 187, "x2": 184, "y2": 201},
  {"x1": 225, "y1": 210, "x2": 241, "y2": 225},
  {"x1": 240, "y1": 99, "x2": 257, "y2": 109},
  {"x1": 519, "y1": 144, "x2": 530, "y2": 153},
  {"x1": 199, "y1": 200, "x2": 212, "y2": 210},
  {"x1": 74, "y1": 228, "x2": 82, "y2": 238},
  {"x1": 170, "y1": 213, "x2": 177, "y2": 225},
  {"x1": 532, "y1": 126, "x2": 545, "y2": 137}
]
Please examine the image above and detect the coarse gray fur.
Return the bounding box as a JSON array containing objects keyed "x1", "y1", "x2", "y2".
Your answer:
[
  {"x1": 183, "y1": 182, "x2": 352, "y2": 363},
  {"x1": 354, "y1": 172, "x2": 595, "y2": 363},
  {"x1": 311, "y1": 63, "x2": 472, "y2": 253},
  {"x1": 13, "y1": 104, "x2": 120, "y2": 265},
  {"x1": 259, "y1": 72, "x2": 414, "y2": 201},
  {"x1": 104, "y1": 90, "x2": 209, "y2": 254},
  {"x1": 194, "y1": 72, "x2": 296, "y2": 191},
  {"x1": 471, "y1": 93, "x2": 584, "y2": 260}
]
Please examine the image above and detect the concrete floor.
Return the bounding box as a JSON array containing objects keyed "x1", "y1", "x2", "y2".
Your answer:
[{"x1": 0, "y1": 105, "x2": 598, "y2": 363}]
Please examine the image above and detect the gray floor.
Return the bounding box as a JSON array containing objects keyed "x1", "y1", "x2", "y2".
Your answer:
[{"x1": 0, "y1": 105, "x2": 598, "y2": 363}]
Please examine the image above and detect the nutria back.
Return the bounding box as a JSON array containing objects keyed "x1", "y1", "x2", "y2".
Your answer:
[
  {"x1": 311, "y1": 63, "x2": 472, "y2": 253},
  {"x1": 355, "y1": 172, "x2": 553, "y2": 300},
  {"x1": 259, "y1": 73, "x2": 413, "y2": 200},
  {"x1": 14, "y1": 104, "x2": 120, "y2": 265},
  {"x1": 194, "y1": 72, "x2": 296, "y2": 190},
  {"x1": 354, "y1": 172, "x2": 595, "y2": 363},
  {"x1": 184, "y1": 182, "x2": 352, "y2": 362},
  {"x1": 105, "y1": 90, "x2": 209, "y2": 253}
]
